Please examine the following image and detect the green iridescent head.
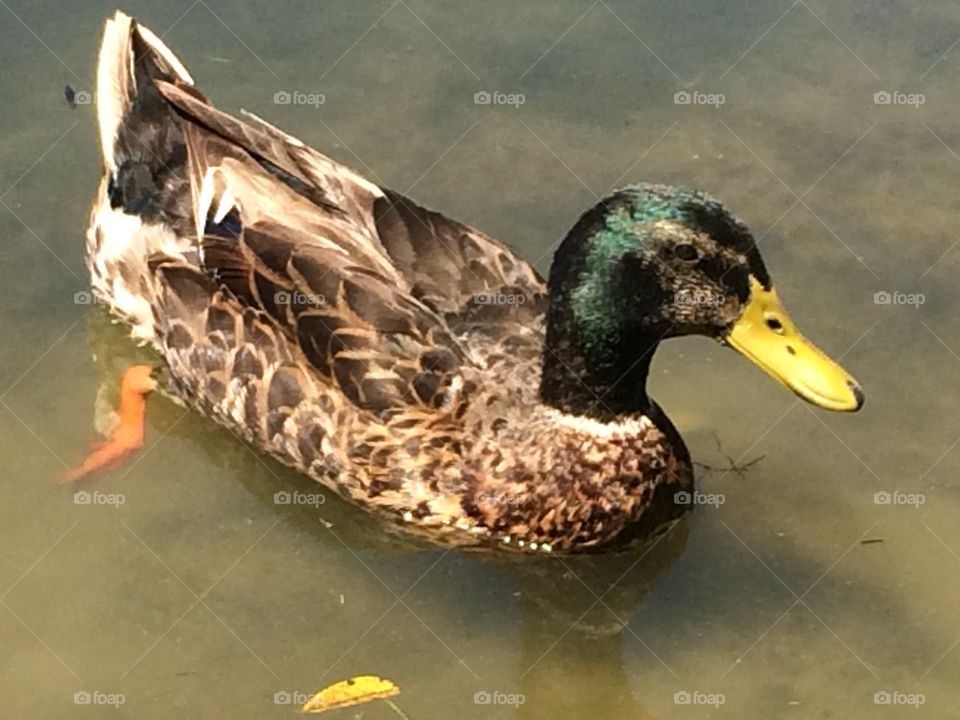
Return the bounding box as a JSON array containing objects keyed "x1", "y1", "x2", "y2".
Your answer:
[{"x1": 540, "y1": 184, "x2": 863, "y2": 418}]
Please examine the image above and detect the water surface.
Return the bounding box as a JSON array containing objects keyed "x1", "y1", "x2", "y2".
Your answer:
[{"x1": 2, "y1": 1, "x2": 959, "y2": 717}]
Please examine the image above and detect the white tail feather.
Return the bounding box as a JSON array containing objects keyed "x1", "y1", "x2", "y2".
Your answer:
[
  {"x1": 95, "y1": 11, "x2": 134, "y2": 172},
  {"x1": 94, "y1": 10, "x2": 193, "y2": 172},
  {"x1": 137, "y1": 25, "x2": 194, "y2": 86}
]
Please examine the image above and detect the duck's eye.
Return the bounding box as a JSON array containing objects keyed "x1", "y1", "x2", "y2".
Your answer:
[{"x1": 674, "y1": 244, "x2": 699, "y2": 262}]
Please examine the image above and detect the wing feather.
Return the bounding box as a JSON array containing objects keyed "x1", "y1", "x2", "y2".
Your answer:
[{"x1": 153, "y1": 79, "x2": 546, "y2": 415}]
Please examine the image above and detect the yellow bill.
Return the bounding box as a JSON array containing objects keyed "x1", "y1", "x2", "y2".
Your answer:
[{"x1": 724, "y1": 276, "x2": 864, "y2": 412}]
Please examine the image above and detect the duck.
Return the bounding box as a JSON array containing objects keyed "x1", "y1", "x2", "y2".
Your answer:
[{"x1": 76, "y1": 11, "x2": 864, "y2": 553}]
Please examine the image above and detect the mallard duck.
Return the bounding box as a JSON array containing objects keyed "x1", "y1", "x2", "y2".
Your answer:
[{"x1": 79, "y1": 11, "x2": 863, "y2": 553}]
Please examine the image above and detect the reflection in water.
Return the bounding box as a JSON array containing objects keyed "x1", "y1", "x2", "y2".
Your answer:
[{"x1": 501, "y1": 530, "x2": 687, "y2": 720}]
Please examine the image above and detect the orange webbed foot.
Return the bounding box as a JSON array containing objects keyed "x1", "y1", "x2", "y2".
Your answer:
[{"x1": 61, "y1": 365, "x2": 157, "y2": 484}]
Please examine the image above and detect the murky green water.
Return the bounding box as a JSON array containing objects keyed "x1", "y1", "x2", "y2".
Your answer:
[{"x1": 2, "y1": 0, "x2": 959, "y2": 717}]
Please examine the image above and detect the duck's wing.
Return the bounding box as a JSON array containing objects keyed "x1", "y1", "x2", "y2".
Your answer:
[
  {"x1": 167, "y1": 129, "x2": 467, "y2": 414},
  {"x1": 230, "y1": 105, "x2": 550, "y2": 347},
  {"x1": 157, "y1": 81, "x2": 546, "y2": 311},
  {"x1": 152, "y1": 80, "x2": 546, "y2": 413}
]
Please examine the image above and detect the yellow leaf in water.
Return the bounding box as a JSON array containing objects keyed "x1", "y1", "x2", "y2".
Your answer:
[{"x1": 301, "y1": 675, "x2": 400, "y2": 714}]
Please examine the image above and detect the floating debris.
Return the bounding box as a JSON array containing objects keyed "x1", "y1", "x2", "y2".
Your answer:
[{"x1": 301, "y1": 675, "x2": 400, "y2": 714}]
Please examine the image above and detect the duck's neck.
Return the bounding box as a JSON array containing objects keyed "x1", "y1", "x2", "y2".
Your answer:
[
  {"x1": 540, "y1": 303, "x2": 658, "y2": 421},
  {"x1": 540, "y1": 204, "x2": 662, "y2": 422}
]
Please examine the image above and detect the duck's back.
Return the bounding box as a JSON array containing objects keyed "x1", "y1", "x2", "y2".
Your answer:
[{"x1": 90, "y1": 13, "x2": 547, "y2": 388}]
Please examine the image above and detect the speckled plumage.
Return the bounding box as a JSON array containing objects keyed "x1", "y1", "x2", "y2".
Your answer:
[{"x1": 85, "y1": 12, "x2": 716, "y2": 553}]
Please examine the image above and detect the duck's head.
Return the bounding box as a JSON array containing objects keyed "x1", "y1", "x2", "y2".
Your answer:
[{"x1": 541, "y1": 183, "x2": 864, "y2": 419}]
